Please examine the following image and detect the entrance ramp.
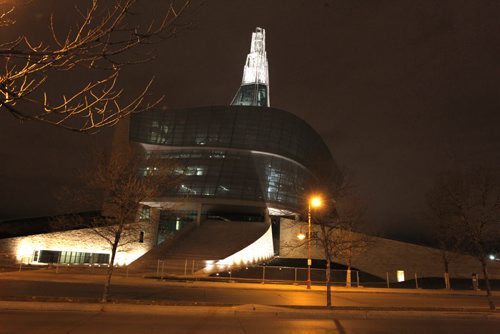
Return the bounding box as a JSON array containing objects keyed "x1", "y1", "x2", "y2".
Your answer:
[{"x1": 130, "y1": 220, "x2": 270, "y2": 276}]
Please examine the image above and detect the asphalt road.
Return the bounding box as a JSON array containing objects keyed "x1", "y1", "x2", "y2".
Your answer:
[
  {"x1": 1, "y1": 309, "x2": 499, "y2": 334},
  {"x1": 0, "y1": 277, "x2": 498, "y2": 309}
]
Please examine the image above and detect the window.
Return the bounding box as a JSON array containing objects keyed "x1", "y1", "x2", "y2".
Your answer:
[
  {"x1": 39, "y1": 250, "x2": 60, "y2": 263},
  {"x1": 184, "y1": 166, "x2": 205, "y2": 176},
  {"x1": 37, "y1": 250, "x2": 110, "y2": 265},
  {"x1": 139, "y1": 207, "x2": 151, "y2": 220},
  {"x1": 96, "y1": 254, "x2": 110, "y2": 264},
  {"x1": 209, "y1": 151, "x2": 225, "y2": 159},
  {"x1": 397, "y1": 270, "x2": 405, "y2": 282}
]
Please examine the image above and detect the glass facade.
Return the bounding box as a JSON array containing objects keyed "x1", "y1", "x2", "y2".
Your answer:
[
  {"x1": 130, "y1": 106, "x2": 336, "y2": 212},
  {"x1": 35, "y1": 250, "x2": 110, "y2": 265},
  {"x1": 231, "y1": 84, "x2": 268, "y2": 106},
  {"x1": 156, "y1": 210, "x2": 197, "y2": 245}
]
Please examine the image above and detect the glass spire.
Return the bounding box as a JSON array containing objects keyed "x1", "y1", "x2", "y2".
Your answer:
[{"x1": 231, "y1": 27, "x2": 270, "y2": 107}]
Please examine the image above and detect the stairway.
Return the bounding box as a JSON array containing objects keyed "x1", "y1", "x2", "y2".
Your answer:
[{"x1": 130, "y1": 220, "x2": 269, "y2": 276}]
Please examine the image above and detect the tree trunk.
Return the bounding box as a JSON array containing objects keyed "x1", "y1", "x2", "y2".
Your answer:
[
  {"x1": 480, "y1": 258, "x2": 496, "y2": 311},
  {"x1": 444, "y1": 272, "x2": 450, "y2": 290},
  {"x1": 443, "y1": 257, "x2": 450, "y2": 290},
  {"x1": 346, "y1": 263, "x2": 352, "y2": 288},
  {"x1": 101, "y1": 231, "x2": 121, "y2": 303},
  {"x1": 325, "y1": 258, "x2": 332, "y2": 308}
]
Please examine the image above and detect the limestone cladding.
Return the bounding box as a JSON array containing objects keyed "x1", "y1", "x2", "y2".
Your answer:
[
  {"x1": 0, "y1": 220, "x2": 157, "y2": 266},
  {"x1": 279, "y1": 218, "x2": 500, "y2": 281}
]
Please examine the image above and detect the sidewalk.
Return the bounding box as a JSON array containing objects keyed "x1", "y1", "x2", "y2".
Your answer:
[{"x1": 1, "y1": 269, "x2": 497, "y2": 297}]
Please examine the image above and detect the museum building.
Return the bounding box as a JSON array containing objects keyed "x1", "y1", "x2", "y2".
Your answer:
[
  {"x1": 0, "y1": 28, "x2": 336, "y2": 273},
  {"x1": 1, "y1": 28, "x2": 499, "y2": 282}
]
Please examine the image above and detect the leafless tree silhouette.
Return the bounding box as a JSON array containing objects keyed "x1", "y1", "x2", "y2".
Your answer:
[
  {"x1": 56, "y1": 146, "x2": 180, "y2": 302},
  {"x1": 0, "y1": 0, "x2": 190, "y2": 132},
  {"x1": 427, "y1": 167, "x2": 500, "y2": 310}
]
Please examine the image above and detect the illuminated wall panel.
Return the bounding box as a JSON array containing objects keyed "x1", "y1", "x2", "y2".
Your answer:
[
  {"x1": 10, "y1": 221, "x2": 155, "y2": 266},
  {"x1": 203, "y1": 224, "x2": 274, "y2": 274}
]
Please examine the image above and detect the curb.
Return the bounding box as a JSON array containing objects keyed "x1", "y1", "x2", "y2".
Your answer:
[{"x1": 1, "y1": 300, "x2": 499, "y2": 320}]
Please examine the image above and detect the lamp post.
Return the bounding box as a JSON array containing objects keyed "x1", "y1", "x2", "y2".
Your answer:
[{"x1": 307, "y1": 196, "x2": 322, "y2": 289}]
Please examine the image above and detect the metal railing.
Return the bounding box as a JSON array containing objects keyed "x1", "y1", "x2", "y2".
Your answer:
[{"x1": 152, "y1": 260, "x2": 369, "y2": 287}]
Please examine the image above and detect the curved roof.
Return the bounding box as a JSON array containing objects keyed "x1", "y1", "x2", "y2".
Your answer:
[{"x1": 129, "y1": 106, "x2": 336, "y2": 176}]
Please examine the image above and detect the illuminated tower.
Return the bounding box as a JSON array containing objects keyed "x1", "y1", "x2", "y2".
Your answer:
[{"x1": 231, "y1": 27, "x2": 270, "y2": 107}]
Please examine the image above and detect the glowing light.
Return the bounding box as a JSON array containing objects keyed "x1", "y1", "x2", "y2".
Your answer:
[
  {"x1": 310, "y1": 196, "x2": 322, "y2": 208},
  {"x1": 16, "y1": 239, "x2": 36, "y2": 263},
  {"x1": 397, "y1": 270, "x2": 405, "y2": 282},
  {"x1": 489, "y1": 254, "x2": 496, "y2": 260},
  {"x1": 241, "y1": 27, "x2": 268, "y2": 86},
  {"x1": 297, "y1": 233, "x2": 306, "y2": 240}
]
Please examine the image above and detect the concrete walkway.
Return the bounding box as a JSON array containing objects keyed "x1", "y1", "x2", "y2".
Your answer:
[{"x1": 1, "y1": 269, "x2": 497, "y2": 297}]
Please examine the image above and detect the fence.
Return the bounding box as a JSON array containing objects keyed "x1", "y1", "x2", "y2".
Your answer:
[
  {"x1": 155, "y1": 258, "x2": 206, "y2": 278},
  {"x1": 10, "y1": 258, "x2": 482, "y2": 290},
  {"x1": 214, "y1": 265, "x2": 364, "y2": 287},
  {"x1": 153, "y1": 260, "x2": 374, "y2": 287},
  {"x1": 7, "y1": 259, "x2": 381, "y2": 287}
]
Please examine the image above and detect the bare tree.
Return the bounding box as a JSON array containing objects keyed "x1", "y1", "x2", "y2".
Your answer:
[
  {"x1": 310, "y1": 198, "x2": 336, "y2": 308},
  {"x1": 284, "y1": 169, "x2": 370, "y2": 308},
  {"x1": 332, "y1": 197, "x2": 373, "y2": 288},
  {"x1": 57, "y1": 146, "x2": 179, "y2": 302},
  {"x1": 312, "y1": 186, "x2": 371, "y2": 307},
  {"x1": 0, "y1": 0, "x2": 190, "y2": 132},
  {"x1": 426, "y1": 189, "x2": 462, "y2": 290},
  {"x1": 427, "y1": 167, "x2": 500, "y2": 310}
]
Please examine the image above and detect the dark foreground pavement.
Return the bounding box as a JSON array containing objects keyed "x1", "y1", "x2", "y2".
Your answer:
[{"x1": 1, "y1": 304, "x2": 499, "y2": 334}]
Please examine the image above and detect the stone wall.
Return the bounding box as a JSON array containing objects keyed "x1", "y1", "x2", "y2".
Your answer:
[
  {"x1": 279, "y1": 219, "x2": 500, "y2": 282},
  {"x1": 0, "y1": 219, "x2": 157, "y2": 266}
]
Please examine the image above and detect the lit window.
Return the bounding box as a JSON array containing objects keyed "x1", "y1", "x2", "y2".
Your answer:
[
  {"x1": 180, "y1": 184, "x2": 197, "y2": 195},
  {"x1": 184, "y1": 166, "x2": 205, "y2": 176},
  {"x1": 203, "y1": 188, "x2": 215, "y2": 196},
  {"x1": 196, "y1": 134, "x2": 207, "y2": 145},
  {"x1": 397, "y1": 270, "x2": 405, "y2": 282},
  {"x1": 209, "y1": 151, "x2": 225, "y2": 159},
  {"x1": 139, "y1": 207, "x2": 151, "y2": 220}
]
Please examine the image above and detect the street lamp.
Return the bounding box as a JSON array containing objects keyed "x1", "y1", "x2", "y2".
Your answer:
[{"x1": 307, "y1": 195, "x2": 322, "y2": 289}]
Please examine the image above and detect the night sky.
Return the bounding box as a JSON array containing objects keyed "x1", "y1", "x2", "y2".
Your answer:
[{"x1": 1, "y1": 0, "x2": 499, "y2": 243}]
